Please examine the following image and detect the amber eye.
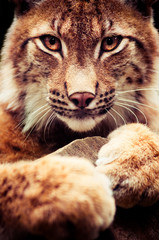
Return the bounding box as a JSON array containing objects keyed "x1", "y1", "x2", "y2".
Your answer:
[
  {"x1": 101, "y1": 36, "x2": 122, "y2": 52},
  {"x1": 40, "y1": 35, "x2": 61, "y2": 51}
]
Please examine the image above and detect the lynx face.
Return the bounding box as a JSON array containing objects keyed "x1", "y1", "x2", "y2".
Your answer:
[{"x1": 0, "y1": 0, "x2": 159, "y2": 133}]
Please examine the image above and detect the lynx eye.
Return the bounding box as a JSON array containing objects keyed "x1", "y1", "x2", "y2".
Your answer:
[
  {"x1": 40, "y1": 35, "x2": 61, "y2": 51},
  {"x1": 101, "y1": 36, "x2": 122, "y2": 52}
]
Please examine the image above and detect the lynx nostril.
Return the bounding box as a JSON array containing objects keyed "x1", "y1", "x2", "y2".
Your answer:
[{"x1": 69, "y1": 92, "x2": 95, "y2": 109}]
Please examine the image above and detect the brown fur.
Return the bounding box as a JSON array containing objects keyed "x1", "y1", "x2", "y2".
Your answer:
[
  {"x1": 0, "y1": 0, "x2": 159, "y2": 239},
  {"x1": 0, "y1": 105, "x2": 45, "y2": 163}
]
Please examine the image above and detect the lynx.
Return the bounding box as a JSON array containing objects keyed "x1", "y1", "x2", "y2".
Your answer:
[{"x1": 0, "y1": 0, "x2": 159, "y2": 239}]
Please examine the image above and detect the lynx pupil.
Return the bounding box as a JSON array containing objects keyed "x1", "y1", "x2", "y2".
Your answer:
[
  {"x1": 106, "y1": 37, "x2": 114, "y2": 45},
  {"x1": 49, "y1": 36, "x2": 56, "y2": 45}
]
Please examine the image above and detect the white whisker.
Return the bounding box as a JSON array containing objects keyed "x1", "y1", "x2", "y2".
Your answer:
[
  {"x1": 15, "y1": 103, "x2": 50, "y2": 130},
  {"x1": 24, "y1": 107, "x2": 51, "y2": 141},
  {"x1": 117, "y1": 88, "x2": 159, "y2": 94},
  {"x1": 115, "y1": 102, "x2": 139, "y2": 123},
  {"x1": 29, "y1": 103, "x2": 49, "y2": 116},
  {"x1": 47, "y1": 114, "x2": 57, "y2": 134},
  {"x1": 116, "y1": 101, "x2": 148, "y2": 125},
  {"x1": 43, "y1": 112, "x2": 56, "y2": 143},
  {"x1": 117, "y1": 97, "x2": 159, "y2": 113},
  {"x1": 107, "y1": 110, "x2": 118, "y2": 127},
  {"x1": 15, "y1": 119, "x2": 25, "y2": 130},
  {"x1": 111, "y1": 107, "x2": 127, "y2": 125}
]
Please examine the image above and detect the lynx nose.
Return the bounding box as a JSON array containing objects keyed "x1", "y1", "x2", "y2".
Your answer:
[{"x1": 69, "y1": 92, "x2": 95, "y2": 109}]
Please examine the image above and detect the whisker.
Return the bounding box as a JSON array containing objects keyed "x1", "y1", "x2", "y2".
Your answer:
[
  {"x1": 115, "y1": 102, "x2": 139, "y2": 123},
  {"x1": 117, "y1": 88, "x2": 159, "y2": 94},
  {"x1": 30, "y1": 103, "x2": 49, "y2": 116},
  {"x1": 24, "y1": 107, "x2": 51, "y2": 141},
  {"x1": 117, "y1": 97, "x2": 159, "y2": 113},
  {"x1": 15, "y1": 119, "x2": 25, "y2": 130},
  {"x1": 107, "y1": 110, "x2": 118, "y2": 127},
  {"x1": 15, "y1": 103, "x2": 50, "y2": 130},
  {"x1": 43, "y1": 112, "x2": 56, "y2": 143},
  {"x1": 47, "y1": 114, "x2": 57, "y2": 134},
  {"x1": 116, "y1": 101, "x2": 148, "y2": 125},
  {"x1": 111, "y1": 107, "x2": 127, "y2": 125}
]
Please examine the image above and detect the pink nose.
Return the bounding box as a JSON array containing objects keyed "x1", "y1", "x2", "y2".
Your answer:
[{"x1": 69, "y1": 92, "x2": 95, "y2": 109}]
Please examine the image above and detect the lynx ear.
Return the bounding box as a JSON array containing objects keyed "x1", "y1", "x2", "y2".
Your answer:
[
  {"x1": 126, "y1": 0, "x2": 158, "y2": 16},
  {"x1": 12, "y1": 0, "x2": 42, "y2": 15}
]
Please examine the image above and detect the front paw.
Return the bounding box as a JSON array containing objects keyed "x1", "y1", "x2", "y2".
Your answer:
[
  {"x1": 1, "y1": 156, "x2": 115, "y2": 240},
  {"x1": 96, "y1": 123, "x2": 159, "y2": 208}
]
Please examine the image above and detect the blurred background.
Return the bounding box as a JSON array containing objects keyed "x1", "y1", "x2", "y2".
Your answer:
[{"x1": 0, "y1": 0, "x2": 159, "y2": 49}]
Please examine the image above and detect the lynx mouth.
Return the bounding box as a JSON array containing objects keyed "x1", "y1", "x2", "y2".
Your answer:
[
  {"x1": 54, "y1": 104, "x2": 112, "y2": 119},
  {"x1": 55, "y1": 105, "x2": 113, "y2": 132}
]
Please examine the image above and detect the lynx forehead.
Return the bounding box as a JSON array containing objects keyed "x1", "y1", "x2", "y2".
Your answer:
[{"x1": 56, "y1": 16, "x2": 104, "y2": 40}]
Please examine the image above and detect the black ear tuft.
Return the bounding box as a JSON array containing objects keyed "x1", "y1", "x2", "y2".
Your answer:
[
  {"x1": 11, "y1": 0, "x2": 42, "y2": 15},
  {"x1": 126, "y1": 0, "x2": 158, "y2": 17}
]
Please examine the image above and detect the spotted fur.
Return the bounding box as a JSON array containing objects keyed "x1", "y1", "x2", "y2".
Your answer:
[{"x1": 0, "y1": 0, "x2": 159, "y2": 239}]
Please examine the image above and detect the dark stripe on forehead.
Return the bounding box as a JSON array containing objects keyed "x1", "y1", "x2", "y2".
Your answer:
[
  {"x1": 93, "y1": 0, "x2": 102, "y2": 16},
  {"x1": 65, "y1": 0, "x2": 73, "y2": 10}
]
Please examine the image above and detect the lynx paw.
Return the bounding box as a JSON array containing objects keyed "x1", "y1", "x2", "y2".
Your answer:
[
  {"x1": 96, "y1": 123, "x2": 159, "y2": 208},
  {"x1": 1, "y1": 155, "x2": 115, "y2": 240}
]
